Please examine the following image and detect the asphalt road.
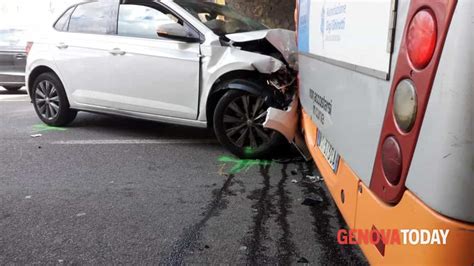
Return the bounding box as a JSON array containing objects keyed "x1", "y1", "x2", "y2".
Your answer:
[{"x1": 0, "y1": 87, "x2": 367, "y2": 264}]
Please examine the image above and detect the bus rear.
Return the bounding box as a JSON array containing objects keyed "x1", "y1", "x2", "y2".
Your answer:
[{"x1": 297, "y1": 0, "x2": 473, "y2": 264}]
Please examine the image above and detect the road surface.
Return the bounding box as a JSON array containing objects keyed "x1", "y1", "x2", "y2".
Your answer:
[{"x1": 0, "y1": 88, "x2": 367, "y2": 264}]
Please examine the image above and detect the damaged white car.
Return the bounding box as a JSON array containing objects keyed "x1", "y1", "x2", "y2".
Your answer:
[{"x1": 26, "y1": 0, "x2": 298, "y2": 158}]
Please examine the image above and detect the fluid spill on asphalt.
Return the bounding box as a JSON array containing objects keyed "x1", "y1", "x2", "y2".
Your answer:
[
  {"x1": 275, "y1": 163, "x2": 298, "y2": 264},
  {"x1": 162, "y1": 155, "x2": 366, "y2": 264},
  {"x1": 218, "y1": 156, "x2": 272, "y2": 174},
  {"x1": 243, "y1": 163, "x2": 299, "y2": 265},
  {"x1": 161, "y1": 174, "x2": 235, "y2": 265},
  {"x1": 244, "y1": 164, "x2": 276, "y2": 264},
  {"x1": 297, "y1": 162, "x2": 368, "y2": 265},
  {"x1": 32, "y1": 124, "x2": 67, "y2": 133}
]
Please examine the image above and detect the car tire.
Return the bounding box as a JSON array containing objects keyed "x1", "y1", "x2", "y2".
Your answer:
[
  {"x1": 32, "y1": 72, "x2": 77, "y2": 126},
  {"x1": 3, "y1": 86, "x2": 23, "y2": 91},
  {"x1": 213, "y1": 88, "x2": 282, "y2": 159}
]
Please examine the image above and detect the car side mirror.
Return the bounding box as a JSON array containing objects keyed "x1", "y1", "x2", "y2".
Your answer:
[{"x1": 157, "y1": 23, "x2": 200, "y2": 43}]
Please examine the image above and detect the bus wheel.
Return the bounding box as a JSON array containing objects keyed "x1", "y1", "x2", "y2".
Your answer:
[{"x1": 213, "y1": 89, "x2": 281, "y2": 159}]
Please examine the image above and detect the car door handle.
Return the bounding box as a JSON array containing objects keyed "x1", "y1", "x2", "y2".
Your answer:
[
  {"x1": 56, "y1": 43, "x2": 69, "y2": 49},
  {"x1": 109, "y1": 48, "x2": 126, "y2": 56},
  {"x1": 15, "y1": 54, "x2": 26, "y2": 59}
]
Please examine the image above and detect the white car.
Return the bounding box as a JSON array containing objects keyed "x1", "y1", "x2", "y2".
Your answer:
[{"x1": 26, "y1": 0, "x2": 297, "y2": 158}]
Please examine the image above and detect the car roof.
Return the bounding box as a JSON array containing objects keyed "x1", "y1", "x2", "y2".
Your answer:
[{"x1": 120, "y1": 0, "x2": 162, "y2": 3}]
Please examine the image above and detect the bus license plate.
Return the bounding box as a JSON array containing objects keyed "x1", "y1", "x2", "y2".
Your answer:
[{"x1": 317, "y1": 130, "x2": 340, "y2": 173}]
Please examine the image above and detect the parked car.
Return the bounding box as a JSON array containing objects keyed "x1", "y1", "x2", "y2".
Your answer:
[
  {"x1": 0, "y1": 28, "x2": 27, "y2": 91},
  {"x1": 26, "y1": 0, "x2": 297, "y2": 158}
]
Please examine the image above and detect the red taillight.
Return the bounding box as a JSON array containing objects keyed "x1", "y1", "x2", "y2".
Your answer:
[
  {"x1": 370, "y1": 0, "x2": 457, "y2": 204},
  {"x1": 295, "y1": 0, "x2": 299, "y2": 44},
  {"x1": 407, "y1": 10, "x2": 437, "y2": 69},
  {"x1": 381, "y1": 137, "x2": 402, "y2": 186},
  {"x1": 25, "y1": 42, "x2": 33, "y2": 56}
]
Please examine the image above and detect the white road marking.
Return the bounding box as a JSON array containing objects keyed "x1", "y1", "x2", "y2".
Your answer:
[{"x1": 52, "y1": 139, "x2": 218, "y2": 145}]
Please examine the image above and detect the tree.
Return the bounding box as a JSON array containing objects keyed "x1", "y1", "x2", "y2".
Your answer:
[{"x1": 226, "y1": 0, "x2": 296, "y2": 30}]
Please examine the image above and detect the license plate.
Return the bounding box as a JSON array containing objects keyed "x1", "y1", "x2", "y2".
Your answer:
[{"x1": 317, "y1": 130, "x2": 340, "y2": 173}]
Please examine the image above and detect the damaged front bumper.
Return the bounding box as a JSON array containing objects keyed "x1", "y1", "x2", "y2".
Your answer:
[
  {"x1": 225, "y1": 30, "x2": 301, "y2": 143},
  {"x1": 213, "y1": 29, "x2": 303, "y2": 152},
  {"x1": 263, "y1": 96, "x2": 299, "y2": 142},
  {"x1": 264, "y1": 96, "x2": 312, "y2": 161}
]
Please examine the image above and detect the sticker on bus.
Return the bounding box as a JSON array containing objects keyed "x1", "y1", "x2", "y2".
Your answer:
[
  {"x1": 317, "y1": 129, "x2": 340, "y2": 173},
  {"x1": 298, "y1": 0, "x2": 396, "y2": 79}
]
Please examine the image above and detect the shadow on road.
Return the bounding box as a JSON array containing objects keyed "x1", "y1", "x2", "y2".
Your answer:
[
  {"x1": 0, "y1": 88, "x2": 27, "y2": 95},
  {"x1": 68, "y1": 112, "x2": 216, "y2": 141}
]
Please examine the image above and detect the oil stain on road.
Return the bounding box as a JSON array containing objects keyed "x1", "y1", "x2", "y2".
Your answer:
[
  {"x1": 297, "y1": 162, "x2": 368, "y2": 265},
  {"x1": 161, "y1": 173, "x2": 236, "y2": 265},
  {"x1": 162, "y1": 156, "x2": 367, "y2": 265}
]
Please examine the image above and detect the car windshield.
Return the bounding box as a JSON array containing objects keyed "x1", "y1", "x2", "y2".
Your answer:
[{"x1": 174, "y1": 0, "x2": 267, "y2": 36}]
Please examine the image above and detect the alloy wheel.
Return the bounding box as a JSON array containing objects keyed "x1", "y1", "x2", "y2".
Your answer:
[
  {"x1": 35, "y1": 80, "x2": 60, "y2": 120},
  {"x1": 223, "y1": 94, "x2": 273, "y2": 149}
]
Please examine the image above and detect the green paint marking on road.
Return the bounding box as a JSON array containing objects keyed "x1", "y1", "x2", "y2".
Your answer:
[
  {"x1": 244, "y1": 146, "x2": 256, "y2": 157},
  {"x1": 218, "y1": 156, "x2": 272, "y2": 174},
  {"x1": 32, "y1": 124, "x2": 68, "y2": 133}
]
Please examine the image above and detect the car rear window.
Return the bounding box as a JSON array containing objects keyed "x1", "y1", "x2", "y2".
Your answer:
[{"x1": 54, "y1": 7, "x2": 75, "y2": 32}]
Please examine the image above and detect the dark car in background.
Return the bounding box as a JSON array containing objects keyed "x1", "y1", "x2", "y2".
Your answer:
[{"x1": 0, "y1": 28, "x2": 27, "y2": 91}]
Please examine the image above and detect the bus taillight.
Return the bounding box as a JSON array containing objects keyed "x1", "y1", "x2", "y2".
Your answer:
[
  {"x1": 407, "y1": 9, "x2": 438, "y2": 69},
  {"x1": 370, "y1": 0, "x2": 457, "y2": 204},
  {"x1": 382, "y1": 136, "x2": 403, "y2": 186},
  {"x1": 295, "y1": 0, "x2": 299, "y2": 44},
  {"x1": 25, "y1": 42, "x2": 33, "y2": 56},
  {"x1": 393, "y1": 79, "x2": 418, "y2": 132}
]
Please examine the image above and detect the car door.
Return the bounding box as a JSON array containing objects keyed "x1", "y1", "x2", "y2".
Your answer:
[
  {"x1": 106, "y1": 3, "x2": 201, "y2": 120},
  {"x1": 0, "y1": 29, "x2": 26, "y2": 85},
  {"x1": 51, "y1": 1, "x2": 119, "y2": 108}
]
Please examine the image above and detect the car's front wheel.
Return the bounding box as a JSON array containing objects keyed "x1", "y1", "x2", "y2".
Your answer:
[
  {"x1": 214, "y1": 89, "x2": 281, "y2": 159},
  {"x1": 32, "y1": 72, "x2": 77, "y2": 126}
]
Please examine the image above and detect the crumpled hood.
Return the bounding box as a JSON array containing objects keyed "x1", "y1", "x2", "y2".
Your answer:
[{"x1": 226, "y1": 29, "x2": 298, "y2": 69}]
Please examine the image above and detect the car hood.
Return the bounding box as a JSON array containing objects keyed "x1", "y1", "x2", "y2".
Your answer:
[{"x1": 226, "y1": 29, "x2": 298, "y2": 69}]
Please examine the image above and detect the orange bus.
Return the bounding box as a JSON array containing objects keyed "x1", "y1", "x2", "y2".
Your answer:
[{"x1": 296, "y1": 0, "x2": 474, "y2": 264}]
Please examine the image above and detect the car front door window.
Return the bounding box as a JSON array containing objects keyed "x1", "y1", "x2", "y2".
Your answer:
[{"x1": 118, "y1": 4, "x2": 182, "y2": 40}]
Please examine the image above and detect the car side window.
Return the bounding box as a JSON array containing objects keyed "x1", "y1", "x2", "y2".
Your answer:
[
  {"x1": 0, "y1": 29, "x2": 27, "y2": 50},
  {"x1": 68, "y1": 2, "x2": 117, "y2": 35},
  {"x1": 118, "y1": 4, "x2": 182, "y2": 40},
  {"x1": 54, "y1": 7, "x2": 75, "y2": 32}
]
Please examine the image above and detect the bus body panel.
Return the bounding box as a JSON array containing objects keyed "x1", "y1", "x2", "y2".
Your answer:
[
  {"x1": 299, "y1": 54, "x2": 389, "y2": 186},
  {"x1": 299, "y1": 0, "x2": 473, "y2": 222},
  {"x1": 298, "y1": 0, "x2": 474, "y2": 263},
  {"x1": 300, "y1": 110, "x2": 361, "y2": 228},
  {"x1": 299, "y1": 0, "x2": 409, "y2": 187},
  {"x1": 406, "y1": 0, "x2": 474, "y2": 223}
]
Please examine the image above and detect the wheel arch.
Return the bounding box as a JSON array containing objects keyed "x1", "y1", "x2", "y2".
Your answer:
[
  {"x1": 205, "y1": 70, "x2": 269, "y2": 127},
  {"x1": 27, "y1": 65, "x2": 58, "y2": 99}
]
